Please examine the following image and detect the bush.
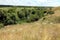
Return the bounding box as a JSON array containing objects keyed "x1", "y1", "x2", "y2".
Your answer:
[
  {"x1": 26, "y1": 14, "x2": 39, "y2": 22},
  {"x1": 0, "y1": 23, "x2": 4, "y2": 29},
  {"x1": 0, "y1": 9, "x2": 6, "y2": 23},
  {"x1": 8, "y1": 8, "x2": 16, "y2": 13},
  {"x1": 17, "y1": 11, "x2": 25, "y2": 20},
  {"x1": 47, "y1": 11, "x2": 54, "y2": 15},
  {"x1": 4, "y1": 13, "x2": 19, "y2": 25}
]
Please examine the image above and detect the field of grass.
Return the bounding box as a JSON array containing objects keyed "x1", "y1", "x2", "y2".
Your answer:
[
  {"x1": 0, "y1": 22, "x2": 60, "y2": 40},
  {"x1": 0, "y1": 7, "x2": 60, "y2": 40}
]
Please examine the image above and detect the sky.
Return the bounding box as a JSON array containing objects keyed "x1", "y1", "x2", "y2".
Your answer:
[{"x1": 0, "y1": 0, "x2": 60, "y2": 6}]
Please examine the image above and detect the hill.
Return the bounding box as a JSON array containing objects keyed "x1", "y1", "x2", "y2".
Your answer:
[
  {"x1": 0, "y1": 21, "x2": 60, "y2": 40},
  {"x1": 0, "y1": 7, "x2": 60, "y2": 40}
]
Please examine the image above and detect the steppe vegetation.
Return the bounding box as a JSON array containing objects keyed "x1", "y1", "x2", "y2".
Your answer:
[
  {"x1": 0, "y1": 6, "x2": 60, "y2": 40},
  {"x1": 0, "y1": 7, "x2": 54, "y2": 28}
]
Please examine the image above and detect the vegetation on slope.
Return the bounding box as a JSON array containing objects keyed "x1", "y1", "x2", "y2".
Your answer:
[
  {"x1": 0, "y1": 7, "x2": 54, "y2": 28},
  {"x1": 0, "y1": 7, "x2": 60, "y2": 40}
]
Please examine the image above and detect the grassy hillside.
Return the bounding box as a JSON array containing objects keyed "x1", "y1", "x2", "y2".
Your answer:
[
  {"x1": 0, "y1": 21, "x2": 60, "y2": 40},
  {"x1": 0, "y1": 6, "x2": 60, "y2": 40}
]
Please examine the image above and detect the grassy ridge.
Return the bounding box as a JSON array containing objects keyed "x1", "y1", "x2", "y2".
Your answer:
[{"x1": 0, "y1": 6, "x2": 60, "y2": 40}]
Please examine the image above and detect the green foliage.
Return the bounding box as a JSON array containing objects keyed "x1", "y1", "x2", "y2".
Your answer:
[
  {"x1": 26, "y1": 14, "x2": 40, "y2": 22},
  {"x1": 47, "y1": 11, "x2": 54, "y2": 15},
  {"x1": 0, "y1": 23, "x2": 4, "y2": 29},
  {"x1": 0, "y1": 7, "x2": 54, "y2": 27},
  {"x1": 0, "y1": 9, "x2": 6, "y2": 23},
  {"x1": 4, "y1": 13, "x2": 19, "y2": 25}
]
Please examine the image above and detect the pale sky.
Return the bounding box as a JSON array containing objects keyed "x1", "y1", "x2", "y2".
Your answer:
[{"x1": 0, "y1": 0, "x2": 60, "y2": 6}]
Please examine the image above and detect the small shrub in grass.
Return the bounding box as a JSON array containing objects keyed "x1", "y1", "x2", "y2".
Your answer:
[
  {"x1": 47, "y1": 11, "x2": 54, "y2": 15},
  {"x1": 0, "y1": 23, "x2": 4, "y2": 29}
]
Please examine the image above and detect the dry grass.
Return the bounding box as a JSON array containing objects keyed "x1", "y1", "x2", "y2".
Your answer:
[
  {"x1": 0, "y1": 7, "x2": 60, "y2": 40},
  {"x1": 0, "y1": 22, "x2": 60, "y2": 40}
]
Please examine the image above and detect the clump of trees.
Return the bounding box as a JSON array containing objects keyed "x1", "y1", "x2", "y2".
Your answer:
[{"x1": 0, "y1": 7, "x2": 54, "y2": 28}]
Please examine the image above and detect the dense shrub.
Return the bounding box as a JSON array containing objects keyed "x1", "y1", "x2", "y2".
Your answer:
[
  {"x1": 47, "y1": 11, "x2": 54, "y2": 15},
  {"x1": 7, "y1": 8, "x2": 16, "y2": 13},
  {"x1": 4, "y1": 13, "x2": 19, "y2": 25},
  {"x1": 0, "y1": 9, "x2": 6, "y2": 23},
  {"x1": 26, "y1": 14, "x2": 39, "y2": 22},
  {"x1": 18, "y1": 11, "x2": 25, "y2": 20},
  {"x1": 0, "y1": 7, "x2": 54, "y2": 26},
  {"x1": 0, "y1": 23, "x2": 4, "y2": 29}
]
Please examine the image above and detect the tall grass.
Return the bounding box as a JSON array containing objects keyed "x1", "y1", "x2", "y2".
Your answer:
[{"x1": 0, "y1": 22, "x2": 60, "y2": 40}]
